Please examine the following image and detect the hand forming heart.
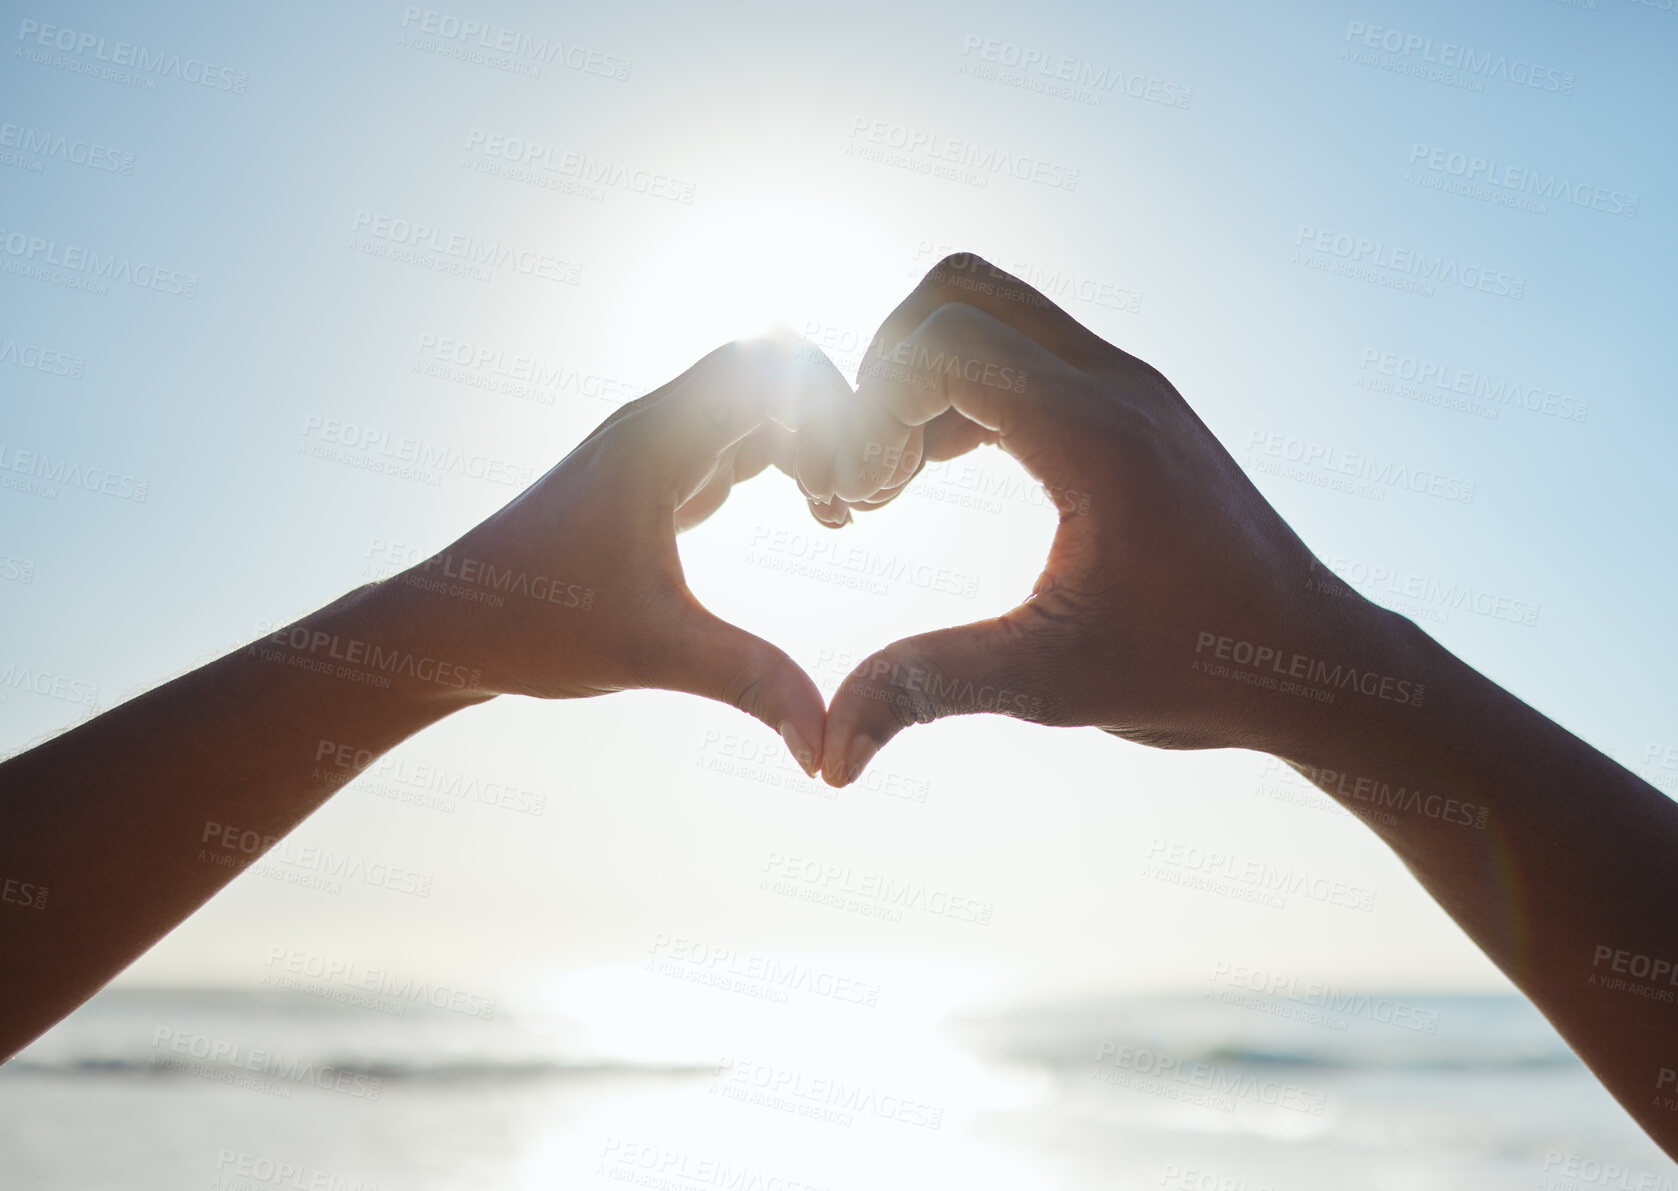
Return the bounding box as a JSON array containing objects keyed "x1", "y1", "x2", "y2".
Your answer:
[
  {"x1": 395, "y1": 252, "x2": 1404, "y2": 794},
  {"x1": 9, "y1": 256, "x2": 1676, "y2": 1165}
]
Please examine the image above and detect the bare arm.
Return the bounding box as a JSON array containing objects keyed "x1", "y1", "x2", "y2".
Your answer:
[
  {"x1": 0, "y1": 335, "x2": 853, "y2": 1061},
  {"x1": 823, "y1": 253, "x2": 1678, "y2": 1157},
  {"x1": 0, "y1": 581, "x2": 484, "y2": 1057},
  {"x1": 1286, "y1": 613, "x2": 1678, "y2": 1150}
]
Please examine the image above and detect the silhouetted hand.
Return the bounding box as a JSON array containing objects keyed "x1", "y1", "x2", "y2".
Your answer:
[
  {"x1": 822, "y1": 254, "x2": 1393, "y2": 784},
  {"x1": 394, "y1": 334, "x2": 853, "y2": 773}
]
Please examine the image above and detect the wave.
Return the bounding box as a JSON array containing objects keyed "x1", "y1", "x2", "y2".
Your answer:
[
  {"x1": 6, "y1": 1055, "x2": 718, "y2": 1082},
  {"x1": 953, "y1": 992, "x2": 1582, "y2": 1074},
  {"x1": 2, "y1": 987, "x2": 1585, "y2": 1084}
]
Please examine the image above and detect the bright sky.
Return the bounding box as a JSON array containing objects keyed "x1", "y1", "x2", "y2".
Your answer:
[{"x1": 3, "y1": 0, "x2": 1675, "y2": 1051}]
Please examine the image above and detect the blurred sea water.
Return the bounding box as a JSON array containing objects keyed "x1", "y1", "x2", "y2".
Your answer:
[{"x1": 1, "y1": 987, "x2": 1671, "y2": 1190}]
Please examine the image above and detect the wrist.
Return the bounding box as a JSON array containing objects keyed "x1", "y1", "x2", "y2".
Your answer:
[
  {"x1": 264, "y1": 579, "x2": 498, "y2": 715},
  {"x1": 1269, "y1": 598, "x2": 1450, "y2": 778}
]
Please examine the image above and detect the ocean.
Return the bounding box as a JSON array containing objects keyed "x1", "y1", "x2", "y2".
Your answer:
[{"x1": 1, "y1": 987, "x2": 1670, "y2": 1189}]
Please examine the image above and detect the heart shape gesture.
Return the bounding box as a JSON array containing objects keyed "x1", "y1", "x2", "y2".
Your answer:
[
  {"x1": 813, "y1": 253, "x2": 1378, "y2": 784},
  {"x1": 4, "y1": 255, "x2": 1676, "y2": 1163},
  {"x1": 393, "y1": 252, "x2": 1401, "y2": 790}
]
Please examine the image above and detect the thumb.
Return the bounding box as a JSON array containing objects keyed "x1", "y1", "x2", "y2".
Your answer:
[
  {"x1": 822, "y1": 617, "x2": 1053, "y2": 787},
  {"x1": 651, "y1": 599, "x2": 828, "y2": 777}
]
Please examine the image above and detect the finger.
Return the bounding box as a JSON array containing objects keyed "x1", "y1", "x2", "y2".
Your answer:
[
  {"x1": 807, "y1": 495, "x2": 852, "y2": 528},
  {"x1": 834, "y1": 399, "x2": 914, "y2": 503},
  {"x1": 842, "y1": 411, "x2": 994, "y2": 517},
  {"x1": 821, "y1": 616, "x2": 1056, "y2": 787},
  {"x1": 857, "y1": 301, "x2": 1095, "y2": 493},
  {"x1": 677, "y1": 414, "x2": 854, "y2": 531},
  {"x1": 673, "y1": 448, "x2": 738, "y2": 534},
  {"x1": 713, "y1": 418, "x2": 855, "y2": 529},
  {"x1": 922, "y1": 407, "x2": 996, "y2": 463},
  {"x1": 875, "y1": 423, "x2": 924, "y2": 492},
  {"x1": 793, "y1": 420, "x2": 839, "y2": 504},
  {"x1": 624, "y1": 336, "x2": 854, "y2": 509},
  {"x1": 653, "y1": 599, "x2": 828, "y2": 777},
  {"x1": 830, "y1": 252, "x2": 1121, "y2": 501},
  {"x1": 863, "y1": 252, "x2": 1121, "y2": 381}
]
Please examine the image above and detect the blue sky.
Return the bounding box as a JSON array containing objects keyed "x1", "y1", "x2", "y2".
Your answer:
[{"x1": 2, "y1": 0, "x2": 1675, "y2": 1039}]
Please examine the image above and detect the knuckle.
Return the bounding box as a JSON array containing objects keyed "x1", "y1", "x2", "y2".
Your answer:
[
  {"x1": 922, "y1": 299, "x2": 981, "y2": 341},
  {"x1": 927, "y1": 250, "x2": 985, "y2": 282},
  {"x1": 729, "y1": 673, "x2": 768, "y2": 720}
]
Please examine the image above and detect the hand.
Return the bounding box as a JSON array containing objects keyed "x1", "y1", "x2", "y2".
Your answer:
[
  {"x1": 384, "y1": 334, "x2": 855, "y2": 774},
  {"x1": 822, "y1": 254, "x2": 1407, "y2": 785}
]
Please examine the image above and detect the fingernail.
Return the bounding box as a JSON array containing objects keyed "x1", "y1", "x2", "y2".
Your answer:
[
  {"x1": 780, "y1": 721, "x2": 819, "y2": 777},
  {"x1": 844, "y1": 735, "x2": 880, "y2": 786}
]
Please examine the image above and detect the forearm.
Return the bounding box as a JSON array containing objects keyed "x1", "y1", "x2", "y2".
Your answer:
[
  {"x1": 1283, "y1": 605, "x2": 1678, "y2": 1153},
  {"x1": 0, "y1": 578, "x2": 490, "y2": 1060}
]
